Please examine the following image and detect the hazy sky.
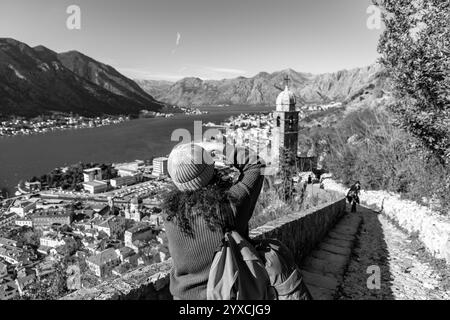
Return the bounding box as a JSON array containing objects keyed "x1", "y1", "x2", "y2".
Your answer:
[{"x1": 0, "y1": 0, "x2": 383, "y2": 80}]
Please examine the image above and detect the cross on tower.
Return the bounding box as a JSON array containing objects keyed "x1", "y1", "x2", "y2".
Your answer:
[{"x1": 284, "y1": 75, "x2": 291, "y2": 88}]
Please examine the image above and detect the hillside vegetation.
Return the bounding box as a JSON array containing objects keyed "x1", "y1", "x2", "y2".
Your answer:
[{"x1": 322, "y1": 106, "x2": 450, "y2": 215}]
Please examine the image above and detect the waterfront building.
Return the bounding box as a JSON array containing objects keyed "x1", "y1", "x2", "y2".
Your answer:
[
  {"x1": 25, "y1": 181, "x2": 42, "y2": 192},
  {"x1": 83, "y1": 168, "x2": 103, "y2": 183},
  {"x1": 152, "y1": 157, "x2": 169, "y2": 177},
  {"x1": 115, "y1": 160, "x2": 144, "y2": 177},
  {"x1": 83, "y1": 180, "x2": 108, "y2": 194},
  {"x1": 110, "y1": 175, "x2": 137, "y2": 188},
  {"x1": 9, "y1": 199, "x2": 37, "y2": 218}
]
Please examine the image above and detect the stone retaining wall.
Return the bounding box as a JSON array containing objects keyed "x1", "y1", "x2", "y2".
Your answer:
[
  {"x1": 62, "y1": 198, "x2": 347, "y2": 300},
  {"x1": 323, "y1": 179, "x2": 450, "y2": 264}
]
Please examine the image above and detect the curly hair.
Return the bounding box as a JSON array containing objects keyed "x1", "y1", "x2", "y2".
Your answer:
[{"x1": 161, "y1": 170, "x2": 237, "y2": 238}]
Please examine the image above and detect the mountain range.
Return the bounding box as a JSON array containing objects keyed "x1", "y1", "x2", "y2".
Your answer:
[
  {"x1": 0, "y1": 37, "x2": 390, "y2": 118},
  {"x1": 136, "y1": 64, "x2": 390, "y2": 108},
  {"x1": 0, "y1": 38, "x2": 164, "y2": 118}
]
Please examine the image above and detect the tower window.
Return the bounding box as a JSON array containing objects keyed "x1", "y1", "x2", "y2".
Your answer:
[{"x1": 276, "y1": 116, "x2": 281, "y2": 127}]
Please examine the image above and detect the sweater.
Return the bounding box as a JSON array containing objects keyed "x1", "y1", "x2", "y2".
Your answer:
[{"x1": 163, "y1": 146, "x2": 265, "y2": 300}]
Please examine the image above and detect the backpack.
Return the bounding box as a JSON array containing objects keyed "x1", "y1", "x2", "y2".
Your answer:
[
  {"x1": 254, "y1": 239, "x2": 313, "y2": 300},
  {"x1": 206, "y1": 231, "x2": 276, "y2": 300}
]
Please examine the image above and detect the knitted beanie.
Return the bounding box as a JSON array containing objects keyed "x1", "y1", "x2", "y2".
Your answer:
[{"x1": 168, "y1": 143, "x2": 215, "y2": 192}]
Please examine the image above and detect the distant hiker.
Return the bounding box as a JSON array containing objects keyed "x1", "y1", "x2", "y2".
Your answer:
[
  {"x1": 162, "y1": 142, "x2": 265, "y2": 300},
  {"x1": 319, "y1": 176, "x2": 325, "y2": 190},
  {"x1": 347, "y1": 181, "x2": 361, "y2": 213}
]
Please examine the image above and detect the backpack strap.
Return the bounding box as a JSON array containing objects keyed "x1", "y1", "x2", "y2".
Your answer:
[{"x1": 273, "y1": 268, "x2": 304, "y2": 296}]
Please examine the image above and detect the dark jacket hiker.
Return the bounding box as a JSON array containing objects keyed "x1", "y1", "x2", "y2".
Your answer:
[{"x1": 347, "y1": 181, "x2": 361, "y2": 212}]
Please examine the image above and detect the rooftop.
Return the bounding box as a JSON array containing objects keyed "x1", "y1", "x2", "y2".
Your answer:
[
  {"x1": 126, "y1": 223, "x2": 154, "y2": 234},
  {"x1": 87, "y1": 248, "x2": 119, "y2": 266},
  {"x1": 83, "y1": 181, "x2": 108, "y2": 187},
  {"x1": 83, "y1": 168, "x2": 102, "y2": 173},
  {"x1": 276, "y1": 85, "x2": 297, "y2": 112}
]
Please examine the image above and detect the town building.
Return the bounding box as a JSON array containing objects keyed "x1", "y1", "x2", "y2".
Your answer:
[
  {"x1": 15, "y1": 218, "x2": 33, "y2": 228},
  {"x1": 0, "y1": 246, "x2": 24, "y2": 265},
  {"x1": 0, "y1": 237, "x2": 18, "y2": 248},
  {"x1": 0, "y1": 213, "x2": 17, "y2": 229},
  {"x1": 125, "y1": 198, "x2": 142, "y2": 222},
  {"x1": 9, "y1": 199, "x2": 37, "y2": 217},
  {"x1": 15, "y1": 274, "x2": 35, "y2": 297},
  {"x1": 115, "y1": 246, "x2": 135, "y2": 262},
  {"x1": 31, "y1": 209, "x2": 73, "y2": 229},
  {"x1": 153, "y1": 157, "x2": 169, "y2": 177},
  {"x1": 93, "y1": 216, "x2": 126, "y2": 238},
  {"x1": 142, "y1": 214, "x2": 163, "y2": 227},
  {"x1": 0, "y1": 281, "x2": 18, "y2": 300},
  {"x1": 115, "y1": 160, "x2": 145, "y2": 177},
  {"x1": 83, "y1": 168, "x2": 103, "y2": 183},
  {"x1": 125, "y1": 224, "x2": 157, "y2": 252},
  {"x1": 25, "y1": 181, "x2": 42, "y2": 192},
  {"x1": 83, "y1": 180, "x2": 108, "y2": 194},
  {"x1": 110, "y1": 175, "x2": 137, "y2": 188},
  {"x1": 39, "y1": 233, "x2": 65, "y2": 248},
  {"x1": 0, "y1": 262, "x2": 7, "y2": 278},
  {"x1": 86, "y1": 248, "x2": 121, "y2": 278}
]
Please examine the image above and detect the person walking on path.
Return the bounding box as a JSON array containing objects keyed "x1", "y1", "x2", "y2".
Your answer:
[
  {"x1": 347, "y1": 181, "x2": 361, "y2": 213},
  {"x1": 162, "y1": 142, "x2": 265, "y2": 300}
]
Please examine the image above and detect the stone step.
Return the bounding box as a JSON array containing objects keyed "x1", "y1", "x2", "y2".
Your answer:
[
  {"x1": 310, "y1": 250, "x2": 349, "y2": 267},
  {"x1": 302, "y1": 256, "x2": 347, "y2": 277},
  {"x1": 319, "y1": 242, "x2": 352, "y2": 257},
  {"x1": 328, "y1": 231, "x2": 355, "y2": 242},
  {"x1": 301, "y1": 270, "x2": 340, "y2": 291},
  {"x1": 306, "y1": 284, "x2": 335, "y2": 300},
  {"x1": 322, "y1": 237, "x2": 354, "y2": 249},
  {"x1": 297, "y1": 211, "x2": 362, "y2": 300}
]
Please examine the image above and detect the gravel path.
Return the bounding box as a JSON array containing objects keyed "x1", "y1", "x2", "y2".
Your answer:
[{"x1": 337, "y1": 206, "x2": 450, "y2": 300}]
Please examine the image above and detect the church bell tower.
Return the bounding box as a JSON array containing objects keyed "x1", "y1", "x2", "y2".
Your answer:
[{"x1": 272, "y1": 76, "x2": 299, "y2": 170}]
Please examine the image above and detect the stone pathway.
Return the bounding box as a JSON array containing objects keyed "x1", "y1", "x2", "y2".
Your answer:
[
  {"x1": 336, "y1": 205, "x2": 450, "y2": 300},
  {"x1": 299, "y1": 203, "x2": 450, "y2": 300},
  {"x1": 300, "y1": 212, "x2": 362, "y2": 300}
]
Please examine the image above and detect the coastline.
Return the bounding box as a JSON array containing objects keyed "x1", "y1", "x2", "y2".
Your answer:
[{"x1": 0, "y1": 106, "x2": 272, "y2": 196}]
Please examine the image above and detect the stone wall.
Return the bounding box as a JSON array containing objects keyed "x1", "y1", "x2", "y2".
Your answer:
[
  {"x1": 323, "y1": 179, "x2": 450, "y2": 264},
  {"x1": 63, "y1": 198, "x2": 347, "y2": 300}
]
